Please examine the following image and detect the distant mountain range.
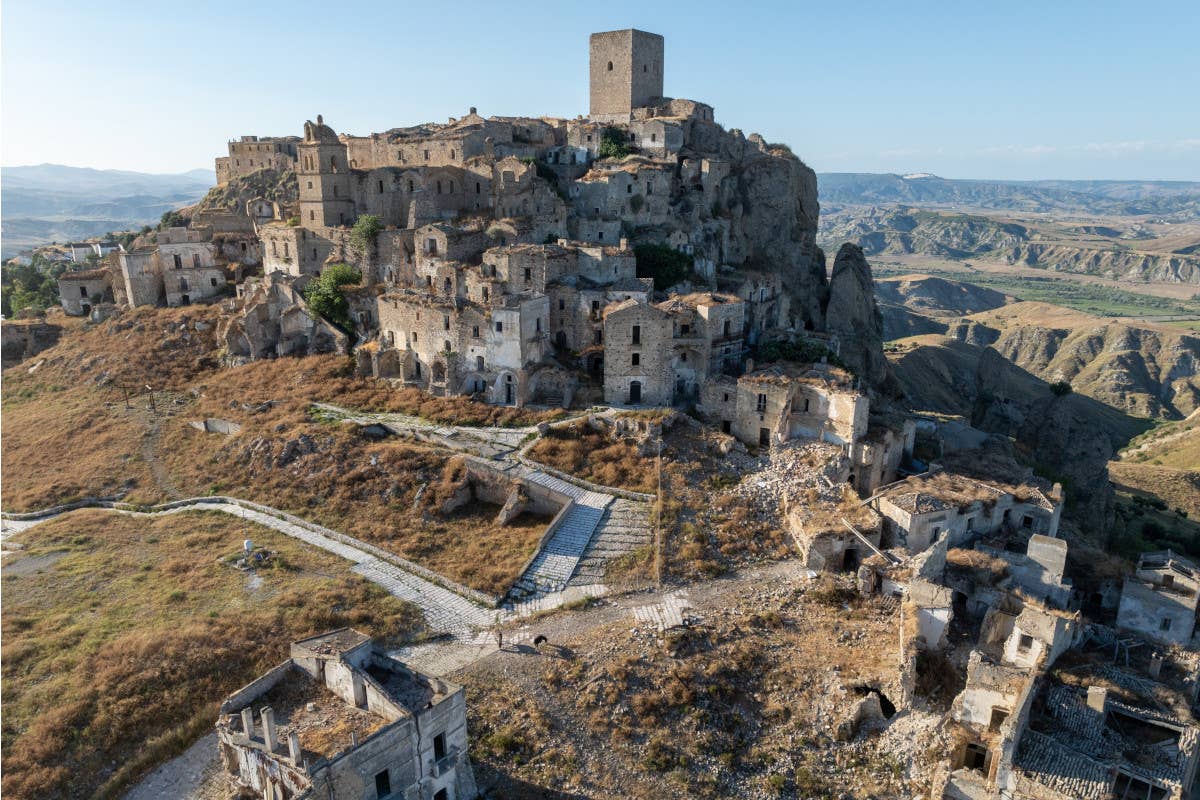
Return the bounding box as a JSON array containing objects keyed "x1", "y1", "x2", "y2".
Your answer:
[
  {"x1": 818, "y1": 173, "x2": 1200, "y2": 218},
  {"x1": 1, "y1": 164, "x2": 214, "y2": 257}
]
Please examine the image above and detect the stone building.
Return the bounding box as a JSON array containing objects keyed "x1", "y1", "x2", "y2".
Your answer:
[
  {"x1": 215, "y1": 135, "x2": 300, "y2": 184},
  {"x1": 116, "y1": 227, "x2": 229, "y2": 309},
  {"x1": 219, "y1": 272, "x2": 348, "y2": 363},
  {"x1": 589, "y1": 29, "x2": 665, "y2": 122},
  {"x1": 699, "y1": 362, "x2": 866, "y2": 448},
  {"x1": 57, "y1": 268, "x2": 112, "y2": 316},
  {"x1": 1117, "y1": 550, "x2": 1200, "y2": 646},
  {"x1": 872, "y1": 471, "x2": 1063, "y2": 555},
  {"x1": 216, "y1": 629, "x2": 476, "y2": 800}
]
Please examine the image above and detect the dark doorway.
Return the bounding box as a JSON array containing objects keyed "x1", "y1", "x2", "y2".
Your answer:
[
  {"x1": 504, "y1": 376, "x2": 514, "y2": 405},
  {"x1": 844, "y1": 548, "x2": 860, "y2": 572},
  {"x1": 81, "y1": 303, "x2": 91, "y2": 316},
  {"x1": 964, "y1": 743, "x2": 988, "y2": 772},
  {"x1": 374, "y1": 769, "x2": 391, "y2": 798},
  {"x1": 722, "y1": 420, "x2": 731, "y2": 434},
  {"x1": 434, "y1": 790, "x2": 448, "y2": 800},
  {"x1": 180, "y1": 294, "x2": 190, "y2": 306},
  {"x1": 759, "y1": 427, "x2": 770, "y2": 447},
  {"x1": 628, "y1": 380, "x2": 642, "y2": 404}
]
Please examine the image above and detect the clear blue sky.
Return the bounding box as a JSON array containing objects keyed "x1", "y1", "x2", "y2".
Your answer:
[{"x1": 4, "y1": 0, "x2": 1198, "y2": 180}]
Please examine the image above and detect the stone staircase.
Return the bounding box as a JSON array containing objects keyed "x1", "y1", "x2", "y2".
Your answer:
[
  {"x1": 505, "y1": 472, "x2": 613, "y2": 602},
  {"x1": 570, "y1": 499, "x2": 654, "y2": 587}
]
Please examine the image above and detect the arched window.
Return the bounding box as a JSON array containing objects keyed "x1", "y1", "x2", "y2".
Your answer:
[{"x1": 607, "y1": 61, "x2": 613, "y2": 71}]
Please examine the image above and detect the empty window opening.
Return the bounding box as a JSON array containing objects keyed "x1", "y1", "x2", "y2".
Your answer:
[
  {"x1": 1161, "y1": 617, "x2": 1173, "y2": 632},
  {"x1": 374, "y1": 769, "x2": 391, "y2": 798},
  {"x1": 989, "y1": 707, "x2": 1009, "y2": 731},
  {"x1": 631, "y1": 353, "x2": 640, "y2": 366},
  {"x1": 756, "y1": 393, "x2": 767, "y2": 412},
  {"x1": 434, "y1": 733, "x2": 447, "y2": 761},
  {"x1": 606, "y1": 61, "x2": 613, "y2": 71},
  {"x1": 1017, "y1": 634, "x2": 1034, "y2": 652},
  {"x1": 631, "y1": 325, "x2": 640, "y2": 344},
  {"x1": 495, "y1": 321, "x2": 503, "y2": 333}
]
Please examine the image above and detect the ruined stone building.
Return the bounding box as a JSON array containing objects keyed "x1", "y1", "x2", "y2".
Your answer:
[
  {"x1": 1117, "y1": 550, "x2": 1200, "y2": 647},
  {"x1": 57, "y1": 268, "x2": 113, "y2": 316},
  {"x1": 872, "y1": 471, "x2": 1063, "y2": 555},
  {"x1": 219, "y1": 272, "x2": 348, "y2": 363},
  {"x1": 216, "y1": 629, "x2": 476, "y2": 800},
  {"x1": 215, "y1": 135, "x2": 300, "y2": 184},
  {"x1": 115, "y1": 226, "x2": 229, "y2": 308}
]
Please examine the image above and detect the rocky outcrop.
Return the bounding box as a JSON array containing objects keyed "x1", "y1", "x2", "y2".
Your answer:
[{"x1": 825, "y1": 244, "x2": 897, "y2": 394}]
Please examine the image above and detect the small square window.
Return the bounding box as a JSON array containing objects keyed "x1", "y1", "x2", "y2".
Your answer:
[
  {"x1": 632, "y1": 353, "x2": 640, "y2": 366},
  {"x1": 495, "y1": 321, "x2": 503, "y2": 332}
]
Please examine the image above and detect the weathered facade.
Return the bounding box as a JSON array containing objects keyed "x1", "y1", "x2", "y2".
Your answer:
[
  {"x1": 1117, "y1": 550, "x2": 1200, "y2": 646},
  {"x1": 57, "y1": 268, "x2": 112, "y2": 316},
  {"x1": 216, "y1": 629, "x2": 476, "y2": 800},
  {"x1": 873, "y1": 472, "x2": 1063, "y2": 555}
]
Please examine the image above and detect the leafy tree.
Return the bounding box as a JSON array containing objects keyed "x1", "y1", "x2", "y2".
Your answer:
[
  {"x1": 303, "y1": 264, "x2": 361, "y2": 333},
  {"x1": 634, "y1": 243, "x2": 692, "y2": 290},
  {"x1": 349, "y1": 215, "x2": 382, "y2": 255},
  {"x1": 158, "y1": 210, "x2": 189, "y2": 230},
  {"x1": 1050, "y1": 381, "x2": 1073, "y2": 397},
  {"x1": 1, "y1": 254, "x2": 67, "y2": 316},
  {"x1": 755, "y1": 338, "x2": 846, "y2": 369},
  {"x1": 599, "y1": 127, "x2": 631, "y2": 160}
]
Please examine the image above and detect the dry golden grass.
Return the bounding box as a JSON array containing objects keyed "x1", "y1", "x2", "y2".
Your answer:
[
  {"x1": 1, "y1": 308, "x2": 564, "y2": 594},
  {"x1": 526, "y1": 427, "x2": 657, "y2": 493},
  {"x1": 0, "y1": 509, "x2": 424, "y2": 800}
]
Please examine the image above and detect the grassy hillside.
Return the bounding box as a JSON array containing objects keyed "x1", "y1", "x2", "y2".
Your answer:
[
  {"x1": 1, "y1": 306, "x2": 562, "y2": 594},
  {"x1": 1, "y1": 510, "x2": 423, "y2": 800}
]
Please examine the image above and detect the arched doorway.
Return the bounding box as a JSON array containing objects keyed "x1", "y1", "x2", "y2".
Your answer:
[{"x1": 504, "y1": 373, "x2": 515, "y2": 405}]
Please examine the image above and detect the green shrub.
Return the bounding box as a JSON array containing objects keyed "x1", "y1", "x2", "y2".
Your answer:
[
  {"x1": 634, "y1": 243, "x2": 692, "y2": 290},
  {"x1": 1050, "y1": 381, "x2": 1073, "y2": 396},
  {"x1": 349, "y1": 214, "x2": 382, "y2": 255},
  {"x1": 303, "y1": 264, "x2": 361, "y2": 333},
  {"x1": 599, "y1": 127, "x2": 631, "y2": 159}
]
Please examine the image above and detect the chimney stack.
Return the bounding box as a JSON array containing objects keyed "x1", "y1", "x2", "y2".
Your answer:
[
  {"x1": 261, "y1": 706, "x2": 278, "y2": 752},
  {"x1": 288, "y1": 731, "x2": 302, "y2": 762},
  {"x1": 241, "y1": 707, "x2": 255, "y2": 739},
  {"x1": 1086, "y1": 686, "x2": 1108, "y2": 714}
]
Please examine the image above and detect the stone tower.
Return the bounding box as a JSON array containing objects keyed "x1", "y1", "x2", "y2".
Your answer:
[
  {"x1": 297, "y1": 115, "x2": 356, "y2": 229},
  {"x1": 589, "y1": 29, "x2": 664, "y2": 122}
]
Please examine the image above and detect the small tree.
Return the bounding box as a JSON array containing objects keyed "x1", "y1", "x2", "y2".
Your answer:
[
  {"x1": 634, "y1": 243, "x2": 692, "y2": 290},
  {"x1": 303, "y1": 264, "x2": 361, "y2": 333},
  {"x1": 349, "y1": 214, "x2": 382, "y2": 255},
  {"x1": 599, "y1": 127, "x2": 631, "y2": 160},
  {"x1": 159, "y1": 210, "x2": 188, "y2": 230},
  {"x1": 1050, "y1": 381, "x2": 1073, "y2": 397}
]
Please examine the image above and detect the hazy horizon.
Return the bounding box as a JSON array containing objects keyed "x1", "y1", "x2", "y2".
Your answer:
[{"x1": 4, "y1": 0, "x2": 1199, "y2": 181}]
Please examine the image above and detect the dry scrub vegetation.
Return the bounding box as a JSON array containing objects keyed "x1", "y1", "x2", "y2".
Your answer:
[
  {"x1": 525, "y1": 426, "x2": 657, "y2": 493},
  {"x1": 0, "y1": 509, "x2": 424, "y2": 800},
  {"x1": 657, "y1": 430, "x2": 790, "y2": 581},
  {"x1": 465, "y1": 579, "x2": 911, "y2": 798},
  {"x1": 1, "y1": 307, "x2": 562, "y2": 593}
]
